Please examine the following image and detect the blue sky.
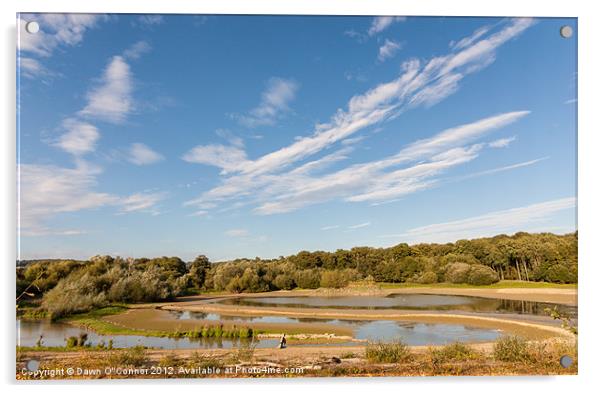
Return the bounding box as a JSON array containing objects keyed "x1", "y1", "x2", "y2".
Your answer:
[{"x1": 17, "y1": 14, "x2": 577, "y2": 261}]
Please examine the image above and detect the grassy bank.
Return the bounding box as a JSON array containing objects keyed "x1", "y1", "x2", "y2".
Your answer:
[{"x1": 64, "y1": 306, "x2": 257, "y2": 340}]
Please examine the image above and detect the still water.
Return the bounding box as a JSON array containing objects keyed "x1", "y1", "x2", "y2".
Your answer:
[
  {"x1": 19, "y1": 294, "x2": 573, "y2": 350},
  {"x1": 216, "y1": 294, "x2": 577, "y2": 317},
  {"x1": 17, "y1": 319, "x2": 277, "y2": 349},
  {"x1": 18, "y1": 312, "x2": 501, "y2": 349},
  {"x1": 169, "y1": 310, "x2": 502, "y2": 344}
]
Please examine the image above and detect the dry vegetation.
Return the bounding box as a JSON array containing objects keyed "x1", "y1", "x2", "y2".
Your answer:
[{"x1": 17, "y1": 336, "x2": 576, "y2": 379}]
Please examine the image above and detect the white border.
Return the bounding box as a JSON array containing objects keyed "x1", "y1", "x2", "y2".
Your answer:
[{"x1": 2, "y1": 1, "x2": 600, "y2": 392}]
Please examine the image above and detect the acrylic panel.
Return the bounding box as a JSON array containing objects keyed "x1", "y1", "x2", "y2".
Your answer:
[{"x1": 16, "y1": 14, "x2": 577, "y2": 380}]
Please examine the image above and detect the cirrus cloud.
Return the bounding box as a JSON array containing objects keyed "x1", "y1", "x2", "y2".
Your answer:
[{"x1": 128, "y1": 143, "x2": 164, "y2": 165}]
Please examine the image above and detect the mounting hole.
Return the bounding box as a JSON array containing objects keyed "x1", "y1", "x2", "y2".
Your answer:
[
  {"x1": 26, "y1": 359, "x2": 40, "y2": 371},
  {"x1": 559, "y1": 355, "x2": 573, "y2": 368},
  {"x1": 560, "y1": 25, "x2": 573, "y2": 38},
  {"x1": 25, "y1": 21, "x2": 40, "y2": 34}
]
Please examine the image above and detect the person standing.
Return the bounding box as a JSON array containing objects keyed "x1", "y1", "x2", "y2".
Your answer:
[{"x1": 278, "y1": 334, "x2": 287, "y2": 349}]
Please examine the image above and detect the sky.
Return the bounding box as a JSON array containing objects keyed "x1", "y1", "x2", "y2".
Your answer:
[{"x1": 17, "y1": 14, "x2": 577, "y2": 261}]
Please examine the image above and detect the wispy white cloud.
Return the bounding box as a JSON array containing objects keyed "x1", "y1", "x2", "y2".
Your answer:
[
  {"x1": 79, "y1": 55, "x2": 133, "y2": 123},
  {"x1": 378, "y1": 39, "x2": 402, "y2": 62},
  {"x1": 120, "y1": 192, "x2": 165, "y2": 213},
  {"x1": 225, "y1": 229, "x2": 249, "y2": 237},
  {"x1": 185, "y1": 19, "x2": 535, "y2": 216},
  {"x1": 22, "y1": 228, "x2": 88, "y2": 237},
  {"x1": 488, "y1": 136, "x2": 516, "y2": 148},
  {"x1": 348, "y1": 222, "x2": 371, "y2": 229},
  {"x1": 341, "y1": 135, "x2": 367, "y2": 146},
  {"x1": 18, "y1": 159, "x2": 167, "y2": 236},
  {"x1": 18, "y1": 161, "x2": 118, "y2": 236},
  {"x1": 247, "y1": 112, "x2": 527, "y2": 215},
  {"x1": 128, "y1": 143, "x2": 164, "y2": 165},
  {"x1": 136, "y1": 15, "x2": 164, "y2": 26},
  {"x1": 321, "y1": 225, "x2": 339, "y2": 231},
  {"x1": 454, "y1": 157, "x2": 548, "y2": 181},
  {"x1": 18, "y1": 14, "x2": 108, "y2": 82},
  {"x1": 19, "y1": 57, "x2": 53, "y2": 79},
  {"x1": 289, "y1": 147, "x2": 353, "y2": 176},
  {"x1": 182, "y1": 144, "x2": 249, "y2": 173},
  {"x1": 344, "y1": 69, "x2": 369, "y2": 82},
  {"x1": 190, "y1": 210, "x2": 209, "y2": 217},
  {"x1": 368, "y1": 16, "x2": 406, "y2": 36},
  {"x1": 390, "y1": 112, "x2": 527, "y2": 163},
  {"x1": 222, "y1": 19, "x2": 534, "y2": 178},
  {"x1": 19, "y1": 26, "x2": 160, "y2": 236},
  {"x1": 215, "y1": 129, "x2": 244, "y2": 148},
  {"x1": 123, "y1": 40, "x2": 152, "y2": 60},
  {"x1": 18, "y1": 14, "x2": 108, "y2": 57},
  {"x1": 189, "y1": 109, "x2": 528, "y2": 216},
  {"x1": 381, "y1": 197, "x2": 576, "y2": 243},
  {"x1": 53, "y1": 118, "x2": 100, "y2": 156},
  {"x1": 343, "y1": 29, "x2": 367, "y2": 43},
  {"x1": 345, "y1": 145, "x2": 482, "y2": 203},
  {"x1": 564, "y1": 98, "x2": 577, "y2": 105},
  {"x1": 237, "y1": 77, "x2": 299, "y2": 128},
  {"x1": 450, "y1": 25, "x2": 491, "y2": 50}
]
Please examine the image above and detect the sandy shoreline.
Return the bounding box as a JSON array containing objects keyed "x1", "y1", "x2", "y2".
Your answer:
[
  {"x1": 386, "y1": 287, "x2": 577, "y2": 305},
  {"x1": 180, "y1": 287, "x2": 578, "y2": 306},
  {"x1": 168, "y1": 285, "x2": 577, "y2": 306}
]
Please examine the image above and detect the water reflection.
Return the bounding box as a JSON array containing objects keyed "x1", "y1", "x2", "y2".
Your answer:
[
  {"x1": 217, "y1": 294, "x2": 577, "y2": 317},
  {"x1": 168, "y1": 310, "x2": 502, "y2": 345},
  {"x1": 18, "y1": 293, "x2": 575, "y2": 350},
  {"x1": 17, "y1": 319, "x2": 276, "y2": 349},
  {"x1": 17, "y1": 315, "x2": 502, "y2": 349}
]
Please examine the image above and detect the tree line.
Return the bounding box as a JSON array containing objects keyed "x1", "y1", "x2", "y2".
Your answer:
[{"x1": 16, "y1": 231, "x2": 577, "y2": 318}]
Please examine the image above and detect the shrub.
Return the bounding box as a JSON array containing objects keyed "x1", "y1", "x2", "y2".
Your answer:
[
  {"x1": 493, "y1": 336, "x2": 531, "y2": 362},
  {"x1": 43, "y1": 274, "x2": 108, "y2": 319},
  {"x1": 66, "y1": 336, "x2": 78, "y2": 348},
  {"x1": 273, "y1": 273, "x2": 296, "y2": 290},
  {"x1": 42, "y1": 259, "x2": 185, "y2": 318},
  {"x1": 239, "y1": 327, "x2": 253, "y2": 338},
  {"x1": 214, "y1": 324, "x2": 223, "y2": 337},
  {"x1": 543, "y1": 264, "x2": 577, "y2": 284},
  {"x1": 320, "y1": 269, "x2": 359, "y2": 288},
  {"x1": 365, "y1": 341, "x2": 412, "y2": 363},
  {"x1": 110, "y1": 345, "x2": 147, "y2": 367},
  {"x1": 295, "y1": 269, "x2": 321, "y2": 289},
  {"x1": 444, "y1": 262, "x2": 472, "y2": 284},
  {"x1": 77, "y1": 333, "x2": 88, "y2": 347},
  {"x1": 188, "y1": 352, "x2": 224, "y2": 369},
  {"x1": 417, "y1": 271, "x2": 438, "y2": 284},
  {"x1": 232, "y1": 341, "x2": 257, "y2": 363},
  {"x1": 158, "y1": 353, "x2": 182, "y2": 368},
  {"x1": 467, "y1": 265, "x2": 499, "y2": 285},
  {"x1": 429, "y1": 342, "x2": 479, "y2": 363}
]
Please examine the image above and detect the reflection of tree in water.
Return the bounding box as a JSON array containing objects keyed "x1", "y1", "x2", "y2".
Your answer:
[
  {"x1": 296, "y1": 317, "x2": 337, "y2": 324},
  {"x1": 219, "y1": 314, "x2": 253, "y2": 322},
  {"x1": 496, "y1": 299, "x2": 576, "y2": 317},
  {"x1": 189, "y1": 312, "x2": 209, "y2": 320}
]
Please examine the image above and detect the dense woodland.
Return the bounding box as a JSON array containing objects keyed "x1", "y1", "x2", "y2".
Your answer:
[{"x1": 16, "y1": 231, "x2": 577, "y2": 318}]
